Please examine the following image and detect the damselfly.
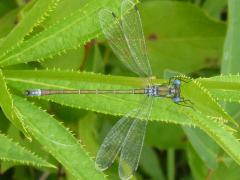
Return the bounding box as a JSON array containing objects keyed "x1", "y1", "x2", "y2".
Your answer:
[{"x1": 26, "y1": 0, "x2": 190, "y2": 179}]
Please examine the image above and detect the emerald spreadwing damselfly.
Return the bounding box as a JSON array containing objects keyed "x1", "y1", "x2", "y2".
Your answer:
[{"x1": 26, "y1": 0, "x2": 191, "y2": 179}]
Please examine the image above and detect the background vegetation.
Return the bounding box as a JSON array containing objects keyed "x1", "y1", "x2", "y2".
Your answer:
[{"x1": 0, "y1": 0, "x2": 240, "y2": 179}]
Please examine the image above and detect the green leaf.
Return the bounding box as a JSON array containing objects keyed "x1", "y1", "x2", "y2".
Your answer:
[
  {"x1": 92, "y1": 45, "x2": 105, "y2": 73},
  {"x1": 203, "y1": 0, "x2": 227, "y2": 19},
  {"x1": 42, "y1": 0, "x2": 92, "y2": 26},
  {"x1": 183, "y1": 126, "x2": 219, "y2": 169},
  {"x1": 199, "y1": 75, "x2": 240, "y2": 103},
  {"x1": 0, "y1": 124, "x2": 57, "y2": 173},
  {"x1": 0, "y1": 109, "x2": 10, "y2": 133},
  {"x1": 0, "y1": 0, "x2": 17, "y2": 17},
  {"x1": 85, "y1": 44, "x2": 105, "y2": 73},
  {"x1": 187, "y1": 145, "x2": 208, "y2": 180},
  {"x1": 211, "y1": 161, "x2": 240, "y2": 180},
  {"x1": 140, "y1": 1, "x2": 226, "y2": 76},
  {"x1": 220, "y1": 0, "x2": 240, "y2": 122},
  {"x1": 4, "y1": 69, "x2": 240, "y2": 167},
  {"x1": 167, "y1": 149, "x2": 175, "y2": 180},
  {"x1": 0, "y1": 9, "x2": 18, "y2": 38},
  {"x1": 41, "y1": 48, "x2": 84, "y2": 70},
  {"x1": 0, "y1": 69, "x2": 30, "y2": 139},
  {"x1": 146, "y1": 122, "x2": 186, "y2": 149},
  {"x1": 0, "y1": 0, "x2": 122, "y2": 67},
  {"x1": 140, "y1": 145, "x2": 165, "y2": 180},
  {"x1": 12, "y1": 95, "x2": 105, "y2": 179},
  {"x1": 222, "y1": 0, "x2": 240, "y2": 74},
  {"x1": 181, "y1": 77, "x2": 236, "y2": 125},
  {"x1": 0, "y1": 132, "x2": 54, "y2": 169},
  {"x1": 15, "y1": 0, "x2": 30, "y2": 7},
  {"x1": 0, "y1": 0, "x2": 60, "y2": 59},
  {"x1": 78, "y1": 112, "x2": 99, "y2": 156},
  {"x1": 183, "y1": 110, "x2": 240, "y2": 169}
]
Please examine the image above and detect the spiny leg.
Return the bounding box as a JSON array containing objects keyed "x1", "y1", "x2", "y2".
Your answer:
[{"x1": 175, "y1": 98, "x2": 195, "y2": 110}]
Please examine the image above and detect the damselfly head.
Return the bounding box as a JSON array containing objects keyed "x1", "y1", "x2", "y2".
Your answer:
[{"x1": 170, "y1": 79, "x2": 181, "y2": 103}]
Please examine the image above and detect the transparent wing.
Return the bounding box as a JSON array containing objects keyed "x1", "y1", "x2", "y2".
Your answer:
[
  {"x1": 95, "y1": 97, "x2": 149, "y2": 171},
  {"x1": 98, "y1": 7, "x2": 149, "y2": 77},
  {"x1": 121, "y1": 0, "x2": 152, "y2": 77},
  {"x1": 95, "y1": 112, "x2": 133, "y2": 171},
  {"x1": 119, "y1": 96, "x2": 154, "y2": 180}
]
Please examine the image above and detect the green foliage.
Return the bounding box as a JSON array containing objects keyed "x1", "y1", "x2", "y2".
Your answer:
[
  {"x1": 203, "y1": 0, "x2": 227, "y2": 18},
  {"x1": 222, "y1": 0, "x2": 240, "y2": 74},
  {"x1": 0, "y1": 0, "x2": 59, "y2": 59},
  {"x1": 0, "y1": 0, "x2": 17, "y2": 17},
  {"x1": 141, "y1": 1, "x2": 226, "y2": 76},
  {"x1": 0, "y1": 69, "x2": 31, "y2": 139},
  {"x1": 0, "y1": 132, "x2": 54, "y2": 170},
  {"x1": 0, "y1": 0, "x2": 240, "y2": 179},
  {"x1": 0, "y1": 9, "x2": 18, "y2": 38},
  {"x1": 0, "y1": 0, "x2": 121, "y2": 67},
  {"x1": 200, "y1": 74, "x2": 240, "y2": 102},
  {"x1": 13, "y1": 95, "x2": 105, "y2": 179}
]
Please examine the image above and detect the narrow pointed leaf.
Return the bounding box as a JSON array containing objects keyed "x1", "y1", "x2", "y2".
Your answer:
[
  {"x1": 183, "y1": 110, "x2": 240, "y2": 168},
  {"x1": 0, "y1": 0, "x2": 122, "y2": 67},
  {"x1": 0, "y1": 132, "x2": 54, "y2": 168},
  {"x1": 12, "y1": 95, "x2": 105, "y2": 179},
  {"x1": 0, "y1": 0, "x2": 59, "y2": 59},
  {"x1": 4, "y1": 70, "x2": 240, "y2": 166},
  {"x1": 183, "y1": 127, "x2": 219, "y2": 169},
  {"x1": 0, "y1": 70, "x2": 30, "y2": 138},
  {"x1": 199, "y1": 75, "x2": 240, "y2": 103}
]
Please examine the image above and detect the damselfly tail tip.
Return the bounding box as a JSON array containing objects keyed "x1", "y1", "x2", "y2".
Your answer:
[{"x1": 25, "y1": 89, "x2": 42, "y2": 96}]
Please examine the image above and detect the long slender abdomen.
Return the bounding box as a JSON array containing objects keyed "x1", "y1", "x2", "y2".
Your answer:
[{"x1": 25, "y1": 89, "x2": 146, "y2": 96}]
